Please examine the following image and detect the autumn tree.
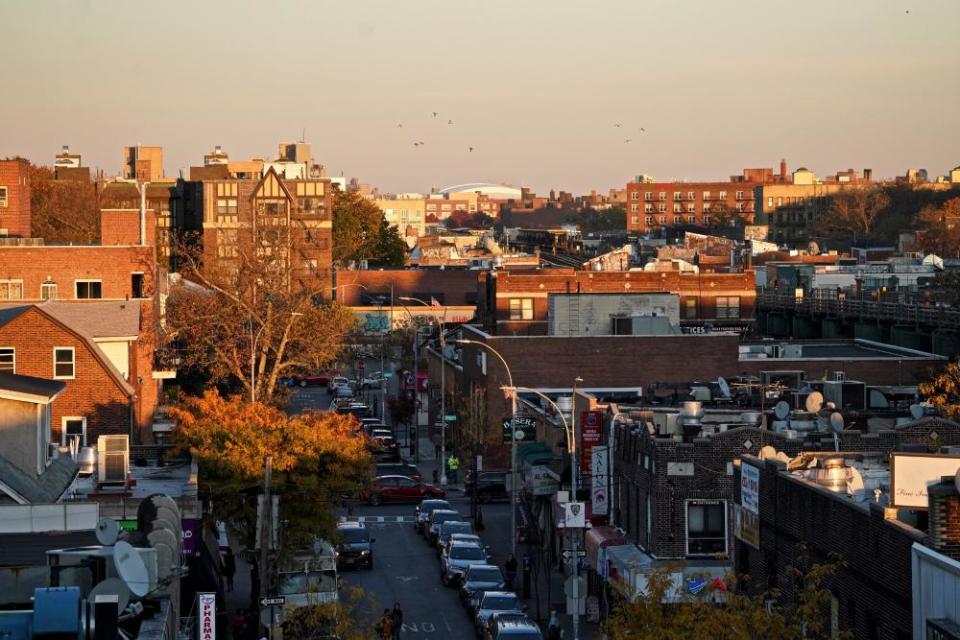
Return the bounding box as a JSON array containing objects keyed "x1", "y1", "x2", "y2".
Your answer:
[
  {"x1": 443, "y1": 210, "x2": 495, "y2": 229},
  {"x1": 282, "y1": 586, "x2": 380, "y2": 640},
  {"x1": 166, "y1": 222, "x2": 356, "y2": 404},
  {"x1": 605, "y1": 560, "x2": 849, "y2": 640},
  {"x1": 821, "y1": 186, "x2": 891, "y2": 243},
  {"x1": 332, "y1": 190, "x2": 406, "y2": 266},
  {"x1": 169, "y1": 390, "x2": 372, "y2": 553},
  {"x1": 28, "y1": 164, "x2": 99, "y2": 243},
  {"x1": 916, "y1": 197, "x2": 960, "y2": 258},
  {"x1": 919, "y1": 362, "x2": 960, "y2": 420}
]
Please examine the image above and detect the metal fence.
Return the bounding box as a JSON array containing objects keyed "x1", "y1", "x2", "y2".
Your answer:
[{"x1": 757, "y1": 289, "x2": 960, "y2": 330}]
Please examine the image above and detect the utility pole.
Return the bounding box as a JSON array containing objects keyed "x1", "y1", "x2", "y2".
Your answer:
[
  {"x1": 439, "y1": 319, "x2": 447, "y2": 485},
  {"x1": 570, "y1": 377, "x2": 582, "y2": 640},
  {"x1": 259, "y1": 455, "x2": 273, "y2": 599},
  {"x1": 412, "y1": 329, "x2": 419, "y2": 461}
]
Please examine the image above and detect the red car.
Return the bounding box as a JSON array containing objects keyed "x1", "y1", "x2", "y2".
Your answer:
[
  {"x1": 298, "y1": 370, "x2": 338, "y2": 387},
  {"x1": 366, "y1": 475, "x2": 445, "y2": 506}
]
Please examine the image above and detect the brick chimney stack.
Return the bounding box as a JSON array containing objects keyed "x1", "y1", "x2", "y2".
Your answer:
[
  {"x1": 780, "y1": 158, "x2": 787, "y2": 181},
  {"x1": 927, "y1": 477, "x2": 960, "y2": 561}
]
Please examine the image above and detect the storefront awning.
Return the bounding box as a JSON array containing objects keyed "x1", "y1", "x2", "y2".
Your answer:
[
  {"x1": 604, "y1": 544, "x2": 731, "y2": 603},
  {"x1": 585, "y1": 526, "x2": 628, "y2": 572}
]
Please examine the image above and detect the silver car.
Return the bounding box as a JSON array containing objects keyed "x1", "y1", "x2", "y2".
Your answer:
[
  {"x1": 440, "y1": 541, "x2": 490, "y2": 586},
  {"x1": 475, "y1": 591, "x2": 523, "y2": 635},
  {"x1": 416, "y1": 499, "x2": 450, "y2": 533}
]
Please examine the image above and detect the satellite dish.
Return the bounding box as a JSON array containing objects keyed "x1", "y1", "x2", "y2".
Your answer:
[
  {"x1": 805, "y1": 391, "x2": 824, "y2": 414},
  {"x1": 910, "y1": 404, "x2": 925, "y2": 420},
  {"x1": 88, "y1": 578, "x2": 131, "y2": 612},
  {"x1": 149, "y1": 494, "x2": 180, "y2": 516},
  {"x1": 95, "y1": 517, "x2": 120, "y2": 546},
  {"x1": 148, "y1": 527, "x2": 180, "y2": 555},
  {"x1": 774, "y1": 401, "x2": 791, "y2": 420},
  {"x1": 113, "y1": 541, "x2": 150, "y2": 597},
  {"x1": 153, "y1": 506, "x2": 182, "y2": 536},
  {"x1": 829, "y1": 412, "x2": 845, "y2": 433},
  {"x1": 717, "y1": 377, "x2": 731, "y2": 399}
]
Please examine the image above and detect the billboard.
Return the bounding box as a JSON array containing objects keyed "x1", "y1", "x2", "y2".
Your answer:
[{"x1": 890, "y1": 453, "x2": 960, "y2": 509}]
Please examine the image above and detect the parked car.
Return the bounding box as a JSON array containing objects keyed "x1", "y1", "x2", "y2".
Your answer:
[
  {"x1": 298, "y1": 371, "x2": 337, "y2": 387},
  {"x1": 334, "y1": 522, "x2": 374, "y2": 570},
  {"x1": 464, "y1": 469, "x2": 510, "y2": 503},
  {"x1": 443, "y1": 532, "x2": 483, "y2": 560},
  {"x1": 375, "y1": 463, "x2": 421, "y2": 481},
  {"x1": 484, "y1": 613, "x2": 541, "y2": 640},
  {"x1": 368, "y1": 434, "x2": 400, "y2": 462},
  {"x1": 335, "y1": 402, "x2": 370, "y2": 418},
  {"x1": 440, "y1": 541, "x2": 489, "y2": 586},
  {"x1": 328, "y1": 376, "x2": 352, "y2": 392},
  {"x1": 459, "y1": 564, "x2": 506, "y2": 614},
  {"x1": 365, "y1": 475, "x2": 444, "y2": 506},
  {"x1": 415, "y1": 499, "x2": 450, "y2": 533},
  {"x1": 333, "y1": 385, "x2": 355, "y2": 399},
  {"x1": 426, "y1": 509, "x2": 462, "y2": 545},
  {"x1": 361, "y1": 371, "x2": 388, "y2": 389},
  {"x1": 475, "y1": 592, "x2": 523, "y2": 634},
  {"x1": 436, "y1": 521, "x2": 475, "y2": 556}
]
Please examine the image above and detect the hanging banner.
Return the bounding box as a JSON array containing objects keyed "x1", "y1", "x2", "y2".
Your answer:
[
  {"x1": 741, "y1": 463, "x2": 760, "y2": 515},
  {"x1": 580, "y1": 411, "x2": 603, "y2": 472},
  {"x1": 591, "y1": 446, "x2": 609, "y2": 516}
]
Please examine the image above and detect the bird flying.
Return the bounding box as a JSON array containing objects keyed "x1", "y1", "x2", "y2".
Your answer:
[
  {"x1": 432, "y1": 111, "x2": 438, "y2": 117},
  {"x1": 448, "y1": 119, "x2": 454, "y2": 125},
  {"x1": 614, "y1": 123, "x2": 622, "y2": 128}
]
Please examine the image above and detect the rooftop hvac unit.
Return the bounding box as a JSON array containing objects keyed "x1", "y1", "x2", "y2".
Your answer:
[{"x1": 98, "y1": 435, "x2": 129, "y2": 483}]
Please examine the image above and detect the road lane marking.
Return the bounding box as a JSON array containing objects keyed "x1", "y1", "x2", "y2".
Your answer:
[{"x1": 338, "y1": 515, "x2": 415, "y2": 523}]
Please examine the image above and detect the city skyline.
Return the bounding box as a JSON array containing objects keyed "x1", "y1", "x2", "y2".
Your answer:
[{"x1": 1, "y1": 0, "x2": 958, "y2": 194}]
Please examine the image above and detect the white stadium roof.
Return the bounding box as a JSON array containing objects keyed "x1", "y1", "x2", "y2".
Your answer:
[{"x1": 438, "y1": 183, "x2": 522, "y2": 199}]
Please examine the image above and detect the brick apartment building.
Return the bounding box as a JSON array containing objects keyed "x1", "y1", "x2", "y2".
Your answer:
[
  {"x1": 624, "y1": 165, "x2": 789, "y2": 233},
  {"x1": 0, "y1": 159, "x2": 31, "y2": 237},
  {"x1": 478, "y1": 267, "x2": 757, "y2": 335}
]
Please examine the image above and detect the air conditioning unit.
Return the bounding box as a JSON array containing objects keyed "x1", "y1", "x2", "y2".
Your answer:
[
  {"x1": 834, "y1": 371, "x2": 845, "y2": 382},
  {"x1": 98, "y1": 435, "x2": 130, "y2": 483}
]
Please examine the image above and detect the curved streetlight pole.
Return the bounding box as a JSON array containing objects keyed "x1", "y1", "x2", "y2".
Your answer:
[
  {"x1": 400, "y1": 296, "x2": 448, "y2": 485},
  {"x1": 456, "y1": 339, "x2": 516, "y2": 558}
]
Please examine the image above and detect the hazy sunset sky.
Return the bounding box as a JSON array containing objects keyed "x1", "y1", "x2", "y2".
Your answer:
[{"x1": 1, "y1": 0, "x2": 958, "y2": 193}]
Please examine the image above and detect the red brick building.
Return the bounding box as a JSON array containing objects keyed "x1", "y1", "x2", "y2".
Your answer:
[
  {"x1": 0, "y1": 159, "x2": 31, "y2": 238},
  {"x1": 478, "y1": 267, "x2": 757, "y2": 335},
  {"x1": 624, "y1": 165, "x2": 788, "y2": 233},
  {"x1": 0, "y1": 304, "x2": 141, "y2": 447}
]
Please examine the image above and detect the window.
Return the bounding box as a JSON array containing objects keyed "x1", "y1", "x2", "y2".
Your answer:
[
  {"x1": 0, "y1": 280, "x2": 23, "y2": 300},
  {"x1": 216, "y1": 199, "x2": 238, "y2": 215},
  {"x1": 673, "y1": 203, "x2": 682, "y2": 213},
  {"x1": 644, "y1": 204, "x2": 654, "y2": 213},
  {"x1": 736, "y1": 190, "x2": 744, "y2": 200},
  {"x1": 687, "y1": 215, "x2": 695, "y2": 224},
  {"x1": 686, "y1": 203, "x2": 696, "y2": 213},
  {"x1": 703, "y1": 215, "x2": 712, "y2": 225},
  {"x1": 658, "y1": 215, "x2": 666, "y2": 224},
  {"x1": 703, "y1": 203, "x2": 712, "y2": 213},
  {"x1": 673, "y1": 191, "x2": 682, "y2": 201},
  {"x1": 0, "y1": 348, "x2": 14, "y2": 373},
  {"x1": 131, "y1": 273, "x2": 144, "y2": 299},
  {"x1": 631, "y1": 216, "x2": 639, "y2": 224},
  {"x1": 673, "y1": 216, "x2": 682, "y2": 224},
  {"x1": 767, "y1": 196, "x2": 774, "y2": 208},
  {"x1": 683, "y1": 298, "x2": 697, "y2": 319},
  {"x1": 0, "y1": 186, "x2": 7, "y2": 207},
  {"x1": 53, "y1": 347, "x2": 75, "y2": 379},
  {"x1": 716, "y1": 296, "x2": 741, "y2": 319},
  {"x1": 719, "y1": 191, "x2": 727, "y2": 200},
  {"x1": 509, "y1": 298, "x2": 534, "y2": 321},
  {"x1": 687, "y1": 191, "x2": 695, "y2": 200},
  {"x1": 643, "y1": 192, "x2": 653, "y2": 201},
  {"x1": 630, "y1": 191, "x2": 639, "y2": 200},
  {"x1": 703, "y1": 191, "x2": 711, "y2": 200},
  {"x1": 686, "y1": 500, "x2": 727, "y2": 556},
  {"x1": 736, "y1": 202, "x2": 745, "y2": 212},
  {"x1": 41, "y1": 280, "x2": 57, "y2": 301},
  {"x1": 630, "y1": 203, "x2": 639, "y2": 212},
  {"x1": 658, "y1": 192, "x2": 666, "y2": 201},
  {"x1": 777, "y1": 196, "x2": 783, "y2": 206},
  {"x1": 75, "y1": 280, "x2": 102, "y2": 299},
  {"x1": 61, "y1": 417, "x2": 87, "y2": 447},
  {"x1": 657, "y1": 203, "x2": 666, "y2": 213},
  {"x1": 645, "y1": 216, "x2": 653, "y2": 226}
]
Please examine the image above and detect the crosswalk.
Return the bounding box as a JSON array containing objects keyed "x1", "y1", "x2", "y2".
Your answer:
[{"x1": 339, "y1": 514, "x2": 416, "y2": 524}]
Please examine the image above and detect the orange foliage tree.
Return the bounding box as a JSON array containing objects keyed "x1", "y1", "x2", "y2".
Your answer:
[
  {"x1": 169, "y1": 391, "x2": 372, "y2": 550},
  {"x1": 29, "y1": 164, "x2": 100, "y2": 243}
]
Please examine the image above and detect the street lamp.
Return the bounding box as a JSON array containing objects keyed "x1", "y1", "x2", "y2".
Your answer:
[
  {"x1": 400, "y1": 296, "x2": 448, "y2": 485},
  {"x1": 455, "y1": 338, "x2": 517, "y2": 558},
  {"x1": 503, "y1": 377, "x2": 583, "y2": 640}
]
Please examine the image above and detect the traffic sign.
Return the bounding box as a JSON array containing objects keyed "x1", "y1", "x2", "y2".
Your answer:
[
  {"x1": 444, "y1": 415, "x2": 457, "y2": 422},
  {"x1": 562, "y1": 549, "x2": 586, "y2": 560},
  {"x1": 260, "y1": 596, "x2": 285, "y2": 607}
]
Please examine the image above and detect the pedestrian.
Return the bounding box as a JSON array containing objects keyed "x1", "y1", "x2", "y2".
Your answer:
[
  {"x1": 376, "y1": 609, "x2": 393, "y2": 639},
  {"x1": 223, "y1": 547, "x2": 236, "y2": 592},
  {"x1": 475, "y1": 503, "x2": 485, "y2": 531},
  {"x1": 504, "y1": 553, "x2": 518, "y2": 590},
  {"x1": 547, "y1": 609, "x2": 562, "y2": 640},
  {"x1": 390, "y1": 602, "x2": 404, "y2": 639},
  {"x1": 447, "y1": 453, "x2": 460, "y2": 484}
]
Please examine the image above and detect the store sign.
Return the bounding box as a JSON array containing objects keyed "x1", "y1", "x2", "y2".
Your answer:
[
  {"x1": 502, "y1": 416, "x2": 536, "y2": 443},
  {"x1": 527, "y1": 465, "x2": 560, "y2": 496},
  {"x1": 741, "y1": 463, "x2": 760, "y2": 515},
  {"x1": 591, "y1": 446, "x2": 609, "y2": 516},
  {"x1": 734, "y1": 504, "x2": 760, "y2": 549},
  {"x1": 197, "y1": 593, "x2": 216, "y2": 640},
  {"x1": 890, "y1": 453, "x2": 960, "y2": 509},
  {"x1": 181, "y1": 518, "x2": 199, "y2": 556},
  {"x1": 581, "y1": 411, "x2": 603, "y2": 471}
]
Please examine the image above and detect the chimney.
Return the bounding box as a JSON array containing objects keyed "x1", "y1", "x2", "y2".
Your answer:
[
  {"x1": 863, "y1": 168, "x2": 872, "y2": 182},
  {"x1": 780, "y1": 158, "x2": 787, "y2": 181},
  {"x1": 927, "y1": 477, "x2": 960, "y2": 561}
]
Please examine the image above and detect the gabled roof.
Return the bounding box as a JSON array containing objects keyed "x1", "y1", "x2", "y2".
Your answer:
[
  {"x1": 0, "y1": 372, "x2": 65, "y2": 404},
  {"x1": 251, "y1": 166, "x2": 294, "y2": 202},
  {"x1": 0, "y1": 455, "x2": 79, "y2": 505},
  {"x1": 42, "y1": 301, "x2": 141, "y2": 339}
]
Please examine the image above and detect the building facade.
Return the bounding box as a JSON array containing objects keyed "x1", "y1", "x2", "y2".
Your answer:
[
  {"x1": 0, "y1": 159, "x2": 31, "y2": 238},
  {"x1": 376, "y1": 196, "x2": 427, "y2": 237},
  {"x1": 625, "y1": 178, "x2": 763, "y2": 233}
]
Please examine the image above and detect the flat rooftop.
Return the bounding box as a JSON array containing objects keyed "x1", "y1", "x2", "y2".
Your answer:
[{"x1": 740, "y1": 339, "x2": 943, "y2": 361}]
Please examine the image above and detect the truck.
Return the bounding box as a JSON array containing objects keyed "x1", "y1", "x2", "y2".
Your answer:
[{"x1": 278, "y1": 539, "x2": 340, "y2": 608}]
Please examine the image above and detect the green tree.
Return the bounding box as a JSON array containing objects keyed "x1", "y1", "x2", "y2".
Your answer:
[
  {"x1": 332, "y1": 190, "x2": 406, "y2": 266},
  {"x1": 919, "y1": 362, "x2": 960, "y2": 420}
]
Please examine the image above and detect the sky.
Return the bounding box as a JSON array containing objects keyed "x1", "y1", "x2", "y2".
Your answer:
[{"x1": 1, "y1": 0, "x2": 958, "y2": 194}]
